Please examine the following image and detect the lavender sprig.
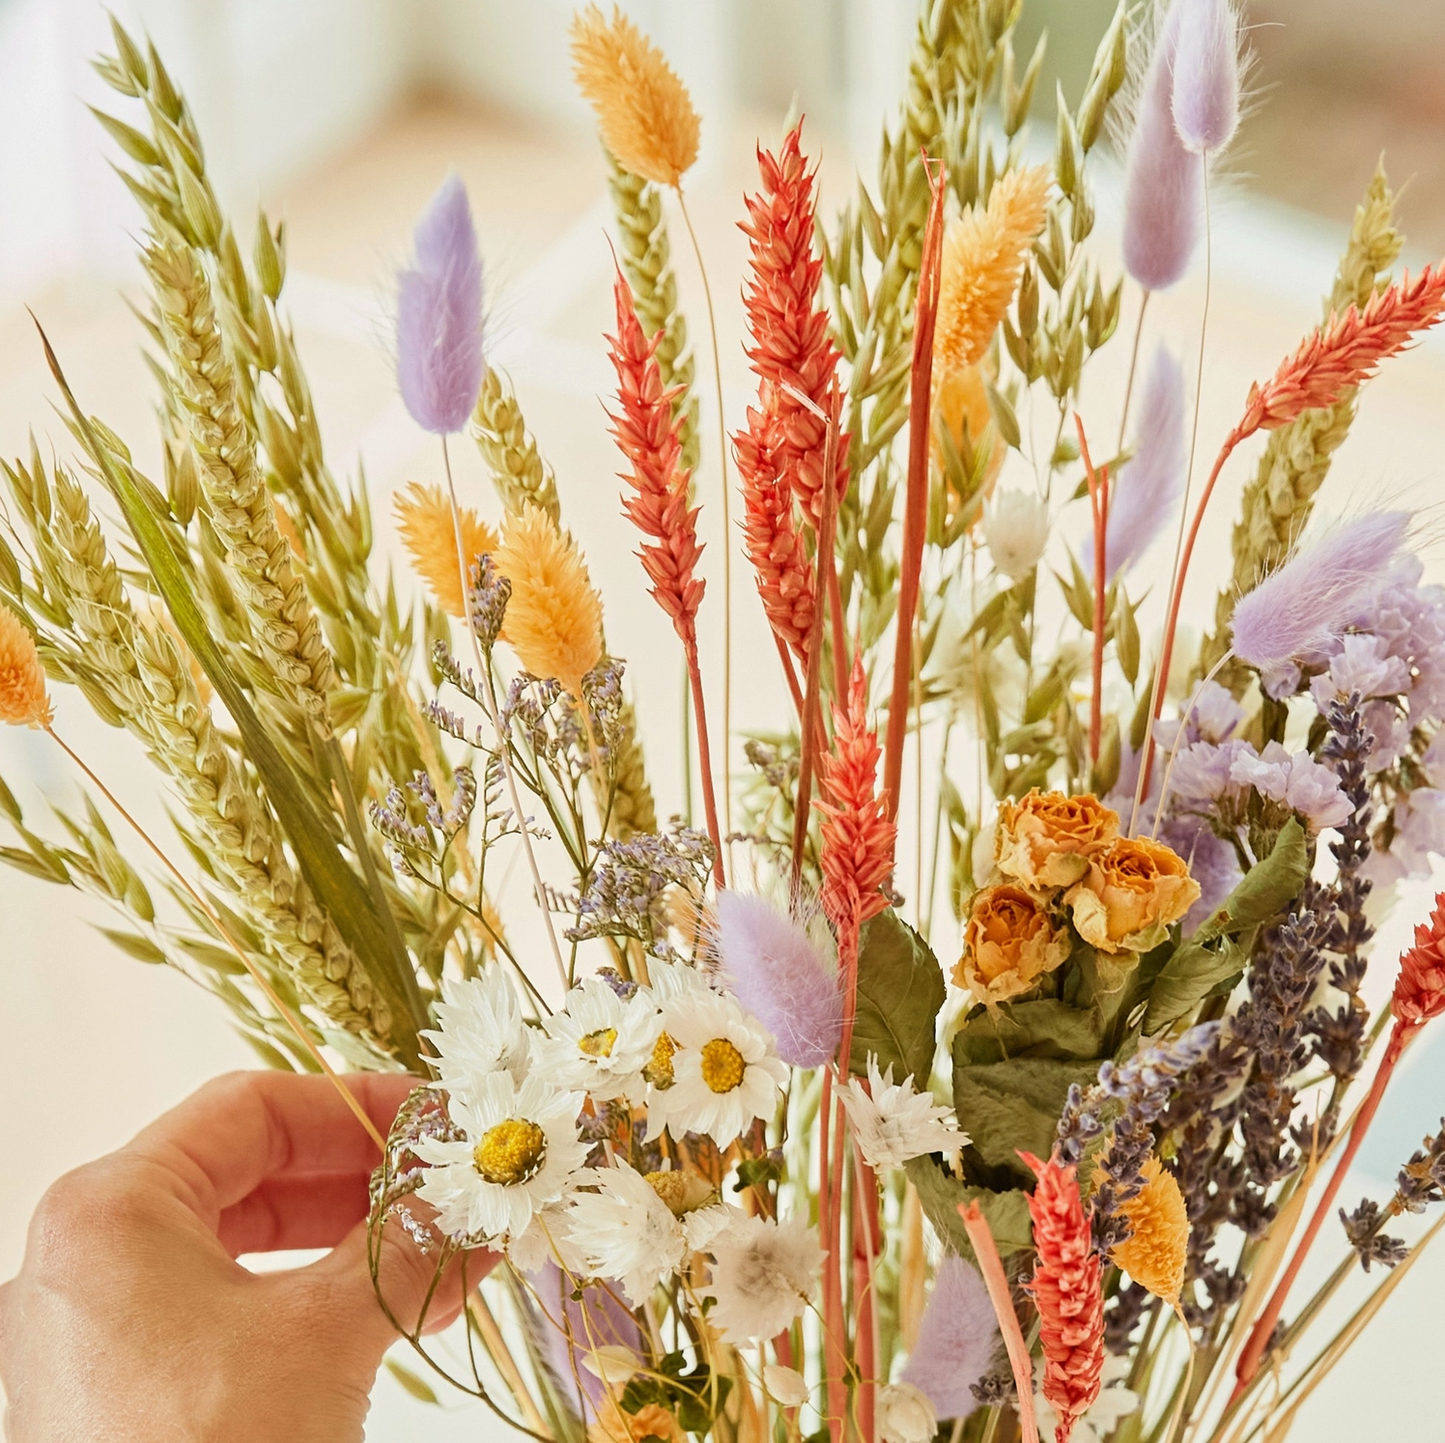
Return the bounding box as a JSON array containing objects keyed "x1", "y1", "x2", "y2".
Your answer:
[{"x1": 1056, "y1": 1024, "x2": 1219, "y2": 1252}]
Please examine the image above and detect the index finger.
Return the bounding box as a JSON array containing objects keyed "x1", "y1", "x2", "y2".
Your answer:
[{"x1": 127, "y1": 1070, "x2": 419, "y2": 1220}]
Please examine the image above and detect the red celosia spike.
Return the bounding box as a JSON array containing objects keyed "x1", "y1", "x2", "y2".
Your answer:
[
  {"x1": 1394, "y1": 890, "x2": 1445, "y2": 1028},
  {"x1": 607, "y1": 271, "x2": 706, "y2": 638},
  {"x1": 816, "y1": 657, "x2": 896, "y2": 930},
  {"x1": 1020, "y1": 1151, "x2": 1104, "y2": 1443},
  {"x1": 736, "y1": 120, "x2": 849, "y2": 528},
  {"x1": 1239, "y1": 263, "x2": 1445, "y2": 439},
  {"x1": 735, "y1": 399, "x2": 815, "y2": 659}
]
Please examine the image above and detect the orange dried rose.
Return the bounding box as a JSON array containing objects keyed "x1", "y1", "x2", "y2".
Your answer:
[
  {"x1": 589, "y1": 1399, "x2": 684, "y2": 1443},
  {"x1": 955, "y1": 883, "x2": 1071, "y2": 1005},
  {"x1": 995, "y1": 789, "x2": 1119, "y2": 889},
  {"x1": 1065, "y1": 836, "x2": 1200, "y2": 956}
]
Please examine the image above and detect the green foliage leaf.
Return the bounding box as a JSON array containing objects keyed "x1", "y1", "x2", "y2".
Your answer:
[
  {"x1": 1142, "y1": 819, "x2": 1308, "y2": 1032},
  {"x1": 952, "y1": 1054, "x2": 1098, "y2": 1185},
  {"x1": 849, "y1": 910, "x2": 946, "y2": 1083},
  {"x1": 905, "y1": 1157, "x2": 1034, "y2": 1259},
  {"x1": 952, "y1": 998, "x2": 1105, "y2": 1067}
]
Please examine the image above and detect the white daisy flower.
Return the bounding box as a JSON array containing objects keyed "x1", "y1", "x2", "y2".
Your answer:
[
  {"x1": 414, "y1": 1071, "x2": 587, "y2": 1246},
  {"x1": 652, "y1": 988, "x2": 787, "y2": 1147},
  {"x1": 422, "y1": 969, "x2": 531, "y2": 1090},
  {"x1": 838, "y1": 1056, "x2": 966, "y2": 1170},
  {"x1": 565, "y1": 1162, "x2": 735, "y2": 1306},
  {"x1": 704, "y1": 1213, "x2": 821, "y2": 1343},
  {"x1": 535, "y1": 975, "x2": 661, "y2": 1103},
  {"x1": 877, "y1": 1383, "x2": 937, "y2": 1443},
  {"x1": 646, "y1": 957, "x2": 710, "y2": 1003}
]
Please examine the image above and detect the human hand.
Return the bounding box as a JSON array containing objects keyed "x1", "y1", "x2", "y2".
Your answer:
[{"x1": 0, "y1": 1070, "x2": 480, "y2": 1443}]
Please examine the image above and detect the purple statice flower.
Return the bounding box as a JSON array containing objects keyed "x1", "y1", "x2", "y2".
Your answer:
[
  {"x1": 1228, "y1": 741, "x2": 1353, "y2": 831},
  {"x1": 1190, "y1": 678, "x2": 1246, "y2": 743},
  {"x1": 1168, "y1": 737, "x2": 1250, "y2": 807},
  {"x1": 901, "y1": 1254, "x2": 999, "y2": 1420},
  {"x1": 397, "y1": 174, "x2": 486, "y2": 434},
  {"x1": 1123, "y1": 3, "x2": 1203, "y2": 291},
  {"x1": 1099, "y1": 345, "x2": 1186, "y2": 580},
  {"x1": 1159, "y1": 810, "x2": 1240, "y2": 931},
  {"x1": 1230, "y1": 512, "x2": 1410, "y2": 676},
  {"x1": 1171, "y1": 0, "x2": 1241, "y2": 155},
  {"x1": 1309, "y1": 633, "x2": 1410, "y2": 713},
  {"x1": 712, "y1": 892, "x2": 842, "y2": 1069},
  {"x1": 1363, "y1": 788, "x2": 1445, "y2": 888}
]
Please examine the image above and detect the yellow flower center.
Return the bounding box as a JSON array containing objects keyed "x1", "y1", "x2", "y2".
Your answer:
[
  {"x1": 472, "y1": 1118, "x2": 547, "y2": 1186},
  {"x1": 644, "y1": 1032, "x2": 677, "y2": 1089},
  {"x1": 699, "y1": 1037, "x2": 746, "y2": 1094},
  {"x1": 579, "y1": 1026, "x2": 618, "y2": 1058},
  {"x1": 645, "y1": 1169, "x2": 714, "y2": 1217}
]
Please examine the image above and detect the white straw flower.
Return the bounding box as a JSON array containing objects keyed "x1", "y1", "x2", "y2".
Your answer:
[
  {"x1": 981, "y1": 489, "x2": 1049, "y2": 581},
  {"x1": 704, "y1": 1214, "x2": 821, "y2": 1343},
  {"x1": 650, "y1": 988, "x2": 787, "y2": 1146},
  {"x1": 536, "y1": 975, "x2": 661, "y2": 1102},
  {"x1": 415, "y1": 1071, "x2": 587, "y2": 1245},
  {"x1": 422, "y1": 969, "x2": 531, "y2": 1090},
  {"x1": 565, "y1": 1163, "x2": 690, "y2": 1306},
  {"x1": 877, "y1": 1383, "x2": 938, "y2": 1443},
  {"x1": 839, "y1": 1057, "x2": 966, "y2": 1170}
]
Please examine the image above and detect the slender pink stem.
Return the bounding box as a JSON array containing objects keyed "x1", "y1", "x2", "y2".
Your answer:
[
  {"x1": 1135, "y1": 428, "x2": 1243, "y2": 808},
  {"x1": 684, "y1": 635, "x2": 727, "y2": 890},
  {"x1": 883, "y1": 156, "x2": 945, "y2": 820},
  {"x1": 1076, "y1": 416, "x2": 1108, "y2": 765},
  {"x1": 1233, "y1": 1023, "x2": 1407, "y2": 1396},
  {"x1": 959, "y1": 1201, "x2": 1040, "y2": 1443},
  {"x1": 790, "y1": 408, "x2": 843, "y2": 898}
]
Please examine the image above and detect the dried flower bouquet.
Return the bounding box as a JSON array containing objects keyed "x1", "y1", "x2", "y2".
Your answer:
[{"x1": 4, "y1": 3, "x2": 1445, "y2": 1442}]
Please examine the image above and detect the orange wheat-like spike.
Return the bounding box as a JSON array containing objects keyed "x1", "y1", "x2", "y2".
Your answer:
[
  {"x1": 735, "y1": 406, "x2": 816, "y2": 661},
  {"x1": 607, "y1": 268, "x2": 724, "y2": 889},
  {"x1": 1022, "y1": 1150, "x2": 1105, "y2": 1443},
  {"x1": 817, "y1": 657, "x2": 896, "y2": 940},
  {"x1": 737, "y1": 119, "x2": 848, "y2": 529},
  {"x1": 607, "y1": 268, "x2": 706, "y2": 634}
]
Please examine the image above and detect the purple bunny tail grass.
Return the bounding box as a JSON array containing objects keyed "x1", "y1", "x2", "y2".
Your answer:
[
  {"x1": 1100, "y1": 344, "x2": 1186, "y2": 580},
  {"x1": 901, "y1": 1253, "x2": 1001, "y2": 1420},
  {"x1": 1231, "y1": 511, "x2": 1411, "y2": 670},
  {"x1": 1172, "y1": 0, "x2": 1241, "y2": 155},
  {"x1": 397, "y1": 173, "x2": 485, "y2": 434},
  {"x1": 1122, "y1": 3, "x2": 1202, "y2": 292},
  {"x1": 712, "y1": 890, "x2": 842, "y2": 1069},
  {"x1": 534, "y1": 1261, "x2": 643, "y2": 1421}
]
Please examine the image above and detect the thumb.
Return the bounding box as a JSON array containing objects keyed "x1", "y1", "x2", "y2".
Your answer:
[{"x1": 299, "y1": 1216, "x2": 489, "y2": 1362}]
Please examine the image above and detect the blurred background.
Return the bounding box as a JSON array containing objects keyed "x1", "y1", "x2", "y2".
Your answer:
[{"x1": 3, "y1": 0, "x2": 1445, "y2": 1436}]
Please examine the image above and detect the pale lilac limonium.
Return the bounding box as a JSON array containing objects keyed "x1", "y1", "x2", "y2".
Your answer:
[
  {"x1": 1123, "y1": 4, "x2": 1203, "y2": 291},
  {"x1": 1171, "y1": 0, "x2": 1241, "y2": 155},
  {"x1": 1228, "y1": 740, "x2": 1353, "y2": 831},
  {"x1": 1100, "y1": 344, "x2": 1186, "y2": 579},
  {"x1": 1230, "y1": 511, "x2": 1411, "y2": 672},
  {"x1": 397, "y1": 173, "x2": 486, "y2": 434},
  {"x1": 900, "y1": 1254, "x2": 999, "y2": 1420},
  {"x1": 713, "y1": 891, "x2": 842, "y2": 1069}
]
